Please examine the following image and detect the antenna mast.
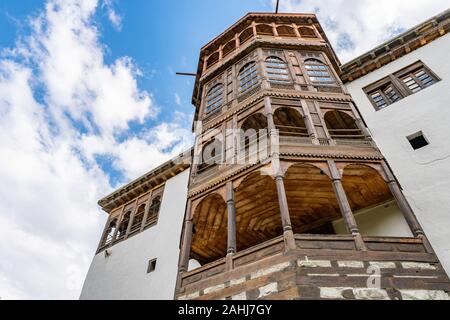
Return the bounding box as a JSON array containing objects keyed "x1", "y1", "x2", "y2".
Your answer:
[{"x1": 275, "y1": 0, "x2": 280, "y2": 13}]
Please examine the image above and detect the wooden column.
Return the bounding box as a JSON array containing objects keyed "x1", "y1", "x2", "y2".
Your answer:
[
  {"x1": 110, "y1": 206, "x2": 125, "y2": 246},
  {"x1": 381, "y1": 162, "x2": 424, "y2": 237},
  {"x1": 140, "y1": 190, "x2": 153, "y2": 232},
  {"x1": 226, "y1": 182, "x2": 236, "y2": 270},
  {"x1": 96, "y1": 217, "x2": 112, "y2": 253},
  {"x1": 300, "y1": 100, "x2": 319, "y2": 144},
  {"x1": 327, "y1": 160, "x2": 366, "y2": 251},
  {"x1": 348, "y1": 102, "x2": 371, "y2": 139},
  {"x1": 275, "y1": 174, "x2": 296, "y2": 251},
  {"x1": 125, "y1": 199, "x2": 138, "y2": 239},
  {"x1": 355, "y1": 118, "x2": 372, "y2": 139},
  {"x1": 265, "y1": 96, "x2": 295, "y2": 251},
  {"x1": 179, "y1": 200, "x2": 193, "y2": 273}
]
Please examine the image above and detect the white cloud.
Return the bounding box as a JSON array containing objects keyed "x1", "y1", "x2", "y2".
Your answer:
[
  {"x1": 278, "y1": 0, "x2": 450, "y2": 62},
  {"x1": 102, "y1": 0, "x2": 122, "y2": 31},
  {"x1": 174, "y1": 93, "x2": 182, "y2": 106},
  {"x1": 0, "y1": 0, "x2": 191, "y2": 299}
]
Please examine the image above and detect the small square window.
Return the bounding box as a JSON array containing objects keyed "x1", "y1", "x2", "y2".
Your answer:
[
  {"x1": 147, "y1": 258, "x2": 157, "y2": 273},
  {"x1": 407, "y1": 131, "x2": 429, "y2": 150}
]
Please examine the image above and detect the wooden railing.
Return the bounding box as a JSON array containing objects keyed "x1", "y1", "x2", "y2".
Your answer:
[{"x1": 181, "y1": 234, "x2": 433, "y2": 289}]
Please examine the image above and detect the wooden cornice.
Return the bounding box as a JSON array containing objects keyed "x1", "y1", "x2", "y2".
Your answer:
[
  {"x1": 341, "y1": 8, "x2": 450, "y2": 83},
  {"x1": 98, "y1": 149, "x2": 192, "y2": 213}
]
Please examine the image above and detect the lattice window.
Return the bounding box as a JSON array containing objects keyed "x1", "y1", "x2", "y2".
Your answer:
[
  {"x1": 205, "y1": 83, "x2": 224, "y2": 115},
  {"x1": 147, "y1": 196, "x2": 161, "y2": 222},
  {"x1": 304, "y1": 58, "x2": 334, "y2": 83},
  {"x1": 364, "y1": 61, "x2": 439, "y2": 111},
  {"x1": 238, "y1": 61, "x2": 259, "y2": 94},
  {"x1": 401, "y1": 68, "x2": 436, "y2": 93},
  {"x1": 129, "y1": 204, "x2": 145, "y2": 234},
  {"x1": 265, "y1": 56, "x2": 290, "y2": 84},
  {"x1": 368, "y1": 84, "x2": 401, "y2": 110}
]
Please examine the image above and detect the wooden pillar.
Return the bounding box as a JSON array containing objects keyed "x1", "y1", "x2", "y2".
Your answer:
[
  {"x1": 275, "y1": 174, "x2": 296, "y2": 251},
  {"x1": 140, "y1": 191, "x2": 153, "y2": 232},
  {"x1": 265, "y1": 96, "x2": 295, "y2": 251},
  {"x1": 300, "y1": 100, "x2": 319, "y2": 144},
  {"x1": 272, "y1": 23, "x2": 279, "y2": 37},
  {"x1": 381, "y1": 162, "x2": 424, "y2": 237},
  {"x1": 179, "y1": 200, "x2": 193, "y2": 273},
  {"x1": 226, "y1": 182, "x2": 236, "y2": 270},
  {"x1": 355, "y1": 118, "x2": 371, "y2": 139},
  {"x1": 327, "y1": 160, "x2": 366, "y2": 251},
  {"x1": 96, "y1": 217, "x2": 112, "y2": 252},
  {"x1": 125, "y1": 199, "x2": 138, "y2": 239},
  {"x1": 348, "y1": 102, "x2": 371, "y2": 139},
  {"x1": 110, "y1": 206, "x2": 125, "y2": 246}
]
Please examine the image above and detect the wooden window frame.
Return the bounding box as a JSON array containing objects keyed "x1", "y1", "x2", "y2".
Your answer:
[
  {"x1": 205, "y1": 83, "x2": 224, "y2": 117},
  {"x1": 303, "y1": 58, "x2": 335, "y2": 85},
  {"x1": 363, "y1": 61, "x2": 440, "y2": 111},
  {"x1": 238, "y1": 61, "x2": 259, "y2": 95},
  {"x1": 265, "y1": 56, "x2": 292, "y2": 84},
  {"x1": 394, "y1": 61, "x2": 440, "y2": 94}
]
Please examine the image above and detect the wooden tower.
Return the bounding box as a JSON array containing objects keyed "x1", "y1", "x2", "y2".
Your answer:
[{"x1": 175, "y1": 12, "x2": 450, "y2": 300}]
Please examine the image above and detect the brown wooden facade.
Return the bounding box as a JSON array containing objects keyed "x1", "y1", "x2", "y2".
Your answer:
[{"x1": 175, "y1": 13, "x2": 450, "y2": 300}]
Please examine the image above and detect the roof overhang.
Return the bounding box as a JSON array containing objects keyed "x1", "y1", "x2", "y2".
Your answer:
[
  {"x1": 98, "y1": 149, "x2": 192, "y2": 213},
  {"x1": 341, "y1": 8, "x2": 450, "y2": 83}
]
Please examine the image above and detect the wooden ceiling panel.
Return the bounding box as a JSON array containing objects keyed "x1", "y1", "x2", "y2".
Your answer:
[{"x1": 342, "y1": 164, "x2": 393, "y2": 211}]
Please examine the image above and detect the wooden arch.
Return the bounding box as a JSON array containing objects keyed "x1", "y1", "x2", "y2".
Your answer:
[
  {"x1": 273, "y1": 107, "x2": 307, "y2": 137},
  {"x1": 234, "y1": 170, "x2": 282, "y2": 250},
  {"x1": 298, "y1": 26, "x2": 316, "y2": 38},
  {"x1": 341, "y1": 164, "x2": 393, "y2": 212},
  {"x1": 191, "y1": 193, "x2": 228, "y2": 263},
  {"x1": 276, "y1": 25, "x2": 296, "y2": 37},
  {"x1": 284, "y1": 163, "x2": 341, "y2": 234},
  {"x1": 256, "y1": 24, "x2": 274, "y2": 36},
  {"x1": 240, "y1": 112, "x2": 268, "y2": 131}
]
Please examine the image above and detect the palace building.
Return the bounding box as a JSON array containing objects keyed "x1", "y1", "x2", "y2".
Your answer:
[{"x1": 80, "y1": 10, "x2": 450, "y2": 300}]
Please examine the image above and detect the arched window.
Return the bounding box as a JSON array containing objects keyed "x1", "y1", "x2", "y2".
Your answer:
[
  {"x1": 238, "y1": 62, "x2": 259, "y2": 94},
  {"x1": 298, "y1": 26, "x2": 316, "y2": 38},
  {"x1": 102, "y1": 219, "x2": 117, "y2": 247},
  {"x1": 274, "y1": 107, "x2": 308, "y2": 137},
  {"x1": 276, "y1": 25, "x2": 296, "y2": 37},
  {"x1": 239, "y1": 27, "x2": 254, "y2": 45},
  {"x1": 147, "y1": 196, "x2": 161, "y2": 222},
  {"x1": 205, "y1": 83, "x2": 224, "y2": 116},
  {"x1": 130, "y1": 204, "x2": 145, "y2": 233},
  {"x1": 256, "y1": 24, "x2": 274, "y2": 36},
  {"x1": 265, "y1": 57, "x2": 290, "y2": 84},
  {"x1": 197, "y1": 139, "x2": 222, "y2": 173},
  {"x1": 324, "y1": 111, "x2": 363, "y2": 140},
  {"x1": 222, "y1": 40, "x2": 236, "y2": 58},
  {"x1": 117, "y1": 211, "x2": 131, "y2": 240},
  {"x1": 206, "y1": 52, "x2": 219, "y2": 68},
  {"x1": 304, "y1": 58, "x2": 334, "y2": 84}
]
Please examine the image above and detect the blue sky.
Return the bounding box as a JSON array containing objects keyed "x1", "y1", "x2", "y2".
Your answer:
[{"x1": 0, "y1": 0, "x2": 449, "y2": 300}]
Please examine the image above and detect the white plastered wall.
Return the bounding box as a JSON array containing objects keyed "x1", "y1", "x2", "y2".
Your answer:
[
  {"x1": 79, "y1": 169, "x2": 189, "y2": 300},
  {"x1": 345, "y1": 33, "x2": 450, "y2": 273},
  {"x1": 333, "y1": 200, "x2": 413, "y2": 237}
]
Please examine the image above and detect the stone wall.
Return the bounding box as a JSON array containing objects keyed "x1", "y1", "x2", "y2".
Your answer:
[{"x1": 176, "y1": 235, "x2": 450, "y2": 300}]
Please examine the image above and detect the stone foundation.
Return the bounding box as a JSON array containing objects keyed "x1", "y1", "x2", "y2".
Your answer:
[{"x1": 176, "y1": 235, "x2": 450, "y2": 300}]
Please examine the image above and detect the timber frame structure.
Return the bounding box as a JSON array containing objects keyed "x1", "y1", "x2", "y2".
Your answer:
[{"x1": 174, "y1": 12, "x2": 450, "y2": 300}]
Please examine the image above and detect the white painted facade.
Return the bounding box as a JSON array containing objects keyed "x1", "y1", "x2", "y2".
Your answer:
[
  {"x1": 80, "y1": 169, "x2": 190, "y2": 300},
  {"x1": 333, "y1": 200, "x2": 413, "y2": 237},
  {"x1": 345, "y1": 33, "x2": 450, "y2": 273}
]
